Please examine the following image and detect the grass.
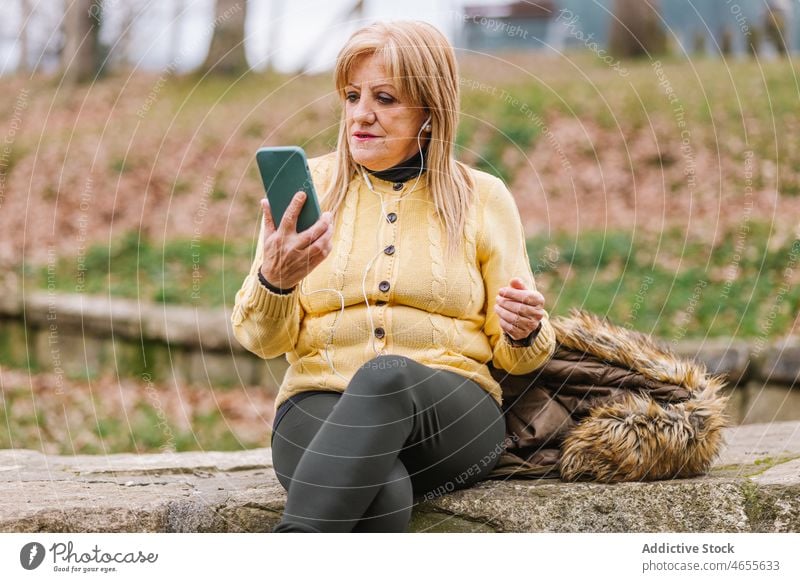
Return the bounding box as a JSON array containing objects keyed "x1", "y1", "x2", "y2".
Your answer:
[
  {"x1": 27, "y1": 231, "x2": 256, "y2": 307},
  {"x1": 528, "y1": 223, "x2": 799, "y2": 340},
  {"x1": 456, "y1": 55, "x2": 800, "y2": 194},
  {"x1": 0, "y1": 393, "x2": 266, "y2": 455},
  {"x1": 0, "y1": 368, "x2": 272, "y2": 455}
]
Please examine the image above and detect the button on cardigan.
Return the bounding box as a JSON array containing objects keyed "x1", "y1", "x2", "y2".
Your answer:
[{"x1": 231, "y1": 152, "x2": 557, "y2": 413}]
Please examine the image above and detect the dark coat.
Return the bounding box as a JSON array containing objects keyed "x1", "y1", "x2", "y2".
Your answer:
[{"x1": 486, "y1": 309, "x2": 732, "y2": 482}]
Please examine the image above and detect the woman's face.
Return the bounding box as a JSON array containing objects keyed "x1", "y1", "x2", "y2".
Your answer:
[{"x1": 345, "y1": 54, "x2": 429, "y2": 172}]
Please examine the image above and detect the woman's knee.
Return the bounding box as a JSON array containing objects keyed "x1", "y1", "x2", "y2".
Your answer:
[
  {"x1": 347, "y1": 354, "x2": 417, "y2": 399},
  {"x1": 271, "y1": 394, "x2": 340, "y2": 491},
  {"x1": 272, "y1": 429, "x2": 308, "y2": 491}
]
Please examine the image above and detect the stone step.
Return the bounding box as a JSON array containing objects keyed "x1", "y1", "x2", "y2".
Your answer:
[{"x1": 1, "y1": 421, "x2": 798, "y2": 533}]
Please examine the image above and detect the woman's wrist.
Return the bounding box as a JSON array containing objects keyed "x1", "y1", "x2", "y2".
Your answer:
[
  {"x1": 257, "y1": 267, "x2": 296, "y2": 295},
  {"x1": 504, "y1": 320, "x2": 542, "y2": 347}
]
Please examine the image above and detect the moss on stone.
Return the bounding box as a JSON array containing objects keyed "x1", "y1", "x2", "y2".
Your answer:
[{"x1": 409, "y1": 509, "x2": 498, "y2": 533}]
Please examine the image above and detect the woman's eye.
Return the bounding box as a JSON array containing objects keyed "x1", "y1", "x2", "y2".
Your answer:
[
  {"x1": 346, "y1": 92, "x2": 358, "y2": 102},
  {"x1": 377, "y1": 94, "x2": 394, "y2": 104}
]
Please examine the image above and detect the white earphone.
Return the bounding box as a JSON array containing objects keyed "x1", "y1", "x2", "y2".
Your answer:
[{"x1": 297, "y1": 114, "x2": 432, "y2": 382}]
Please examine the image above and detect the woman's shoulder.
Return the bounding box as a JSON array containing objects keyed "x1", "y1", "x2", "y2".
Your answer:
[
  {"x1": 458, "y1": 161, "x2": 509, "y2": 202},
  {"x1": 306, "y1": 151, "x2": 338, "y2": 194},
  {"x1": 308, "y1": 151, "x2": 337, "y2": 176},
  {"x1": 458, "y1": 163, "x2": 523, "y2": 242}
]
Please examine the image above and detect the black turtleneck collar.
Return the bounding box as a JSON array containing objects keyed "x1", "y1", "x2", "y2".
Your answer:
[{"x1": 367, "y1": 142, "x2": 429, "y2": 183}]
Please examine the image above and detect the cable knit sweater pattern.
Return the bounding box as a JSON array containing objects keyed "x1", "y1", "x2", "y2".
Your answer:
[{"x1": 231, "y1": 152, "x2": 557, "y2": 413}]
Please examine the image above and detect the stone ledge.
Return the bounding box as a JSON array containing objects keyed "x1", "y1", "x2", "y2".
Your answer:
[
  {"x1": 1, "y1": 421, "x2": 799, "y2": 533},
  {"x1": 9, "y1": 291, "x2": 238, "y2": 353}
]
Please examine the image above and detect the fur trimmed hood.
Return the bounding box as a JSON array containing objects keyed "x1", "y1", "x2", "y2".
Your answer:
[{"x1": 487, "y1": 309, "x2": 732, "y2": 482}]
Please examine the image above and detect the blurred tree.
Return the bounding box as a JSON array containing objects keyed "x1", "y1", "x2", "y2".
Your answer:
[
  {"x1": 747, "y1": 26, "x2": 761, "y2": 57},
  {"x1": 294, "y1": 0, "x2": 364, "y2": 74},
  {"x1": 170, "y1": 0, "x2": 185, "y2": 65},
  {"x1": 202, "y1": 0, "x2": 248, "y2": 74},
  {"x1": 764, "y1": 2, "x2": 789, "y2": 56},
  {"x1": 265, "y1": 0, "x2": 284, "y2": 73},
  {"x1": 608, "y1": 0, "x2": 666, "y2": 58},
  {"x1": 692, "y1": 30, "x2": 706, "y2": 56},
  {"x1": 111, "y1": 0, "x2": 147, "y2": 70},
  {"x1": 720, "y1": 26, "x2": 733, "y2": 56},
  {"x1": 18, "y1": 0, "x2": 32, "y2": 73},
  {"x1": 62, "y1": 0, "x2": 101, "y2": 84}
]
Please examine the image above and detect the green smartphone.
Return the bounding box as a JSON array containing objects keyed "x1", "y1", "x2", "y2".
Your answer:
[{"x1": 255, "y1": 146, "x2": 321, "y2": 233}]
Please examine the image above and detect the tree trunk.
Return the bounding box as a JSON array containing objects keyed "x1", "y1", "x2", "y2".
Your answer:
[
  {"x1": 265, "y1": 0, "x2": 284, "y2": 73},
  {"x1": 608, "y1": 0, "x2": 666, "y2": 58},
  {"x1": 113, "y1": 0, "x2": 144, "y2": 69},
  {"x1": 61, "y1": 0, "x2": 100, "y2": 84},
  {"x1": 19, "y1": 0, "x2": 32, "y2": 73},
  {"x1": 747, "y1": 26, "x2": 761, "y2": 57},
  {"x1": 170, "y1": 0, "x2": 185, "y2": 65},
  {"x1": 720, "y1": 26, "x2": 734, "y2": 56},
  {"x1": 764, "y1": 6, "x2": 789, "y2": 56},
  {"x1": 202, "y1": 0, "x2": 248, "y2": 75}
]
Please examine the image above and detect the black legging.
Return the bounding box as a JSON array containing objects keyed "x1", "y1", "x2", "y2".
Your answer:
[{"x1": 270, "y1": 354, "x2": 507, "y2": 532}]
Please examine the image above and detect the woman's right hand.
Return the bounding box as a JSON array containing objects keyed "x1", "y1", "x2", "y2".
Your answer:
[{"x1": 259, "y1": 191, "x2": 334, "y2": 289}]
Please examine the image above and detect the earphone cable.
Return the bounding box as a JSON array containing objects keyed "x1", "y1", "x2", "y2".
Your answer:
[{"x1": 298, "y1": 115, "x2": 431, "y2": 381}]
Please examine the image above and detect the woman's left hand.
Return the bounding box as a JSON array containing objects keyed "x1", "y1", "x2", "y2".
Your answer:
[{"x1": 494, "y1": 277, "x2": 545, "y2": 341}]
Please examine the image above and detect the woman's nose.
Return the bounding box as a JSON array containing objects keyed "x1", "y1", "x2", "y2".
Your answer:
[{"x1": 352, "y1": 97, "x2": 376, "y2": 124}]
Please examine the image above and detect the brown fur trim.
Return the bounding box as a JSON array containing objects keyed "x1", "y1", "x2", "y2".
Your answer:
[
  {"x1": 550, "y1": 309, "x2": 711, "y2": 392},
  {"x1": 551, "y1": 309, "x2": 732, "y2": 482}
]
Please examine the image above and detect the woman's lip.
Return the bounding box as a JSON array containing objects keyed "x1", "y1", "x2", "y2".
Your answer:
[{"x1": 353, "y1": 134, "x2": 380, "y2": 140}]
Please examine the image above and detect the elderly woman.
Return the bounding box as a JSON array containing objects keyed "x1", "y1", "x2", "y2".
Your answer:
[{"x1": 231, "y1": 20, "x2": 556, "y2": 533}]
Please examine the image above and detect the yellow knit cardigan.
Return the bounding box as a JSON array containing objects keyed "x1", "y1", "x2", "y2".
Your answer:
[{"x1": 231, "y1": 152, "x2": 556, "y2": 412}]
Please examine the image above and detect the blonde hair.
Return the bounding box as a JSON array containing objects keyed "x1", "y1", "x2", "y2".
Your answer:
[{"x1": 322, "y1": 19, "x2": 475, "y2": 262}]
